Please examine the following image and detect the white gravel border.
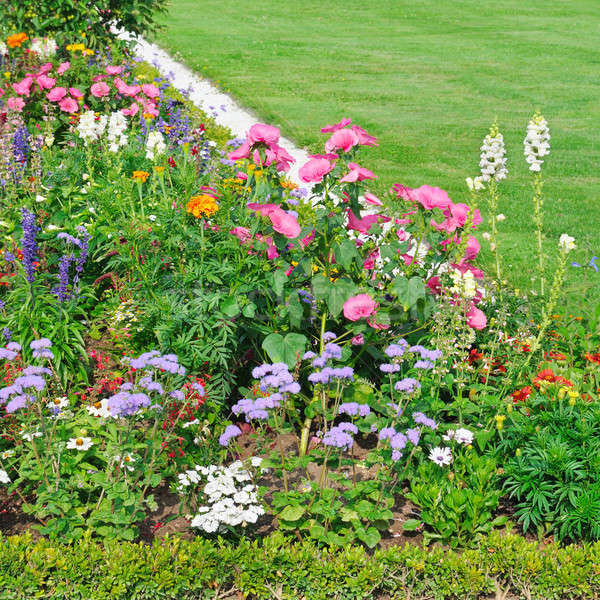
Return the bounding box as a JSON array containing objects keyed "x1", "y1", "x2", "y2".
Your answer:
[{"x1": 131, "y1": 36, "x2": 311, "y2": 186}]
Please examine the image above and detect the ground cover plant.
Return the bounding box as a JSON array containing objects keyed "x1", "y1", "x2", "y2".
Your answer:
[
  {"x1": 155, "y1": 0, "x2": 600, "y2": 304},
  {"x1": 0, "y1": 16, "x2": 599, "y2": 599}
]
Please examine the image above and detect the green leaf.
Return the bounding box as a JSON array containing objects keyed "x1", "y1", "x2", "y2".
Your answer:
[
  {"x1": 391, "y1": 276, "x2": 426, "y2": 310},
  {"x1": 335, "y1": 239, "x2": 360, "y2": 270},
  {"x1": 220, "y1": 297, "x2": 239, "y2": 317},
  {"x1": 262, "y1": 333, "x2": 307, "y2": 368},
  {"x1": 356, "y1": 526, "x2": 381, "y2": 548},
  {"x1": 279, "y1": 504, "x2": 305, "y2": 522},
  {"x1": 327, "y1": 278, "x2": 357, "y2": 317},
  {"x1": 312, "y1": 275, "x2": 330, "y2": 300},
  {"x1": 272, "y1": 269, "x2": 288, "y2": 297},
  {"x1": 287, "y1": 291, "x2": 303, "y2": 329},
  {"x1": 403, "y1": 519, "x2": 422, "y2": 532},
  {"x1": 242, "y1": 302, "x2": 256, "y2": 318}
]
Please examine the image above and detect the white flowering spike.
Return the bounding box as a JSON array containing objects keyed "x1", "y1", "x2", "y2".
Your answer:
[
  {"x1": 30, "y1": 37, "x2": 58, "y2": 58},
  {"x1": 107, "y1": 111, "x2": 129, "y2": 153},
  {"x1": 558, "y1": 234, "x2": 576, "y2": 252},
  {"x1": 0, "y1": 41, "x2": 7, "y2": 56},
  {"x1": 77, "y1": 111, "x2": 108, "y2": 145},
  {"x1": 524, "y1": 112, "x2": 550, "y2": 172},
  {"x1": 145, "y1": 130, "x2": 166, "y2": 160},
  {"x1": 466, "y1": 176, "x2": 485, "y2": 191},
  {"x1": 449, "y1": 268, "x2": 477, "y2": 300},
  {"x1": 479, "y1": 122, "x2": 508, "y2": 182}
]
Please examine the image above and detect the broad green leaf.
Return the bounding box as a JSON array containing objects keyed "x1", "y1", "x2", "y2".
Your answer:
[
  {"x1": 279, "y1": 504, "x2": 305, "y2": 522},
  {"x1": 262, "y1": 333, "x2": 307, "y2": 368}
]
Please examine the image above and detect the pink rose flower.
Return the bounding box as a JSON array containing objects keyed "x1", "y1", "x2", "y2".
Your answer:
[
  {"x1": 7, "y1": 97, "x2": 25, "y2": 112},
  {"x1": 142, "y1": 83, "x2": 160, "y2": 98},
  {"x1": 91, "y1": 82, "x2": 110, "y2": 98},
  {"x1": 298, "y1": 157, "x2": 335, "y2": 183},
  {"x1": 114, "y1": 78, "x2": 140, "y2": 97},
  {"x1": 121, "y1": 102, "x2": 139, "y2": 116},
  {"x1": 58, "y1": 96, "x2": 78, "y2": 113},
  {"x1": 364, "y1": 192, "x2": 382, "y2": 206},
  {"x1": 57, "y1": 62, "x2": 70, "y2": 75},
  {"x1": 340, "y1": 162, "x2": 376, "y2": 183},
  {"x1": 351, "y1": 125, "x2": 378, "y2": 146},
  {"x1": 343, "y1": 294, "x2": 377, "y2": 321},
  {"x1": 68, "y1": 87, "x2": 83, "y2": 99},
  {"x1": 46, "y1": 87, "x2": 67, "y2": 102},
  {"x1": 247, "y1": 123, "x2": 280, "y2": 145},
  {"x1": 36, "y1": 74, "x2": 56, "y2": 90},
  {"x1": 228, "y1": 139, "x2": 251, "y2": 161},
  {"x1": 106, "y1": 65, "x2": 123, "y2": 75},
  {"x1": 325, "y1": 128, "x2": 360, "y2": 153},
  {"x1": 12, "y1": 77, "x2": 33, "y2": 97},
  {"x1": 466, "y1": 305, "x2": 487, "y2": 330},
  {"x1": 247, "y1": 203, "x2": 280, "y2": 216},
  {"x1": 320, "y1": 118, "x2": 351, "y2": 133}
]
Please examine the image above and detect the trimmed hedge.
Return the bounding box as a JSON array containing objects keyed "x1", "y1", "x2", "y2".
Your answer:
[{"x1": 1, "y1": 531, "x2": 600, "y2": 599}]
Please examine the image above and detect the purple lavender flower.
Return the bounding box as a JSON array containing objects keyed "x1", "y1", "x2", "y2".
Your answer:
[
  {"x1": 1, "y1": 328, "x2": 12, "y2": 342},
  {"x1": 219, "y1": 424, "x2": 242, "y2": 447},
  {"x1": 55, "y1": 254, "x2": 73, "y2": 302},
  {"x1": 394, "y1": 378, "x2": 420, "y2": 393},
  {"x1": 412, "y1": 412, "x2": 437, "y2": 430},
  {"x1": 21, "y1": 209, "x2": 39, "y2": 285},
  {"x1": 170, "y1": 390, "x2": 185, "y2": 401}
]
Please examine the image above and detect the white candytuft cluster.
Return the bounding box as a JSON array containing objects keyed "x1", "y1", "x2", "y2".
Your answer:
[
  {"x1": 479, "y1": 124, "x2": 507, "y2": 182},
  {"x1": 178, "y1": 458, "x2": 265, "y2": 533},
  {"x1": 523, "y1": 113, "x2": 550, "y2": 172}
]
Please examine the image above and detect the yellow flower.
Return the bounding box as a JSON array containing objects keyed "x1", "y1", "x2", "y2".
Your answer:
[
  {"x1": 132, "y1": 170, "x2": 150, "y2": 183},
  {"x1": 494, "y1": 415, "x2": 506, "y2": 431},
  {"x1": 82, "y1": 48, "x2": 94, "y2": 56},
  {"x1": 567, "y1": 390, "x2": 579, "y2": 399},
  {"x1": 142, "y1": 112, "x2": 155, "y2": 120},
  {"x1": 187, "y1": 194, "x2": 219, "y2": 219},
  {"x1": 3, "y1": 72, "x2": 10, "y2": 79},
  {"x1": 515, "y1": 448, "x2": 522, "y2": 457},
  {"x1": 153, "y1": 166, "x2": 165, "y2": 175}
]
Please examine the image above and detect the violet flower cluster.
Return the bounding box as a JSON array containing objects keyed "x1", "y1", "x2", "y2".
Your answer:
[
  {"x1": 21, "y1": 208, "x2": 39, "y2": 285},
  {"x1": 55, "y1": 226, "x2": 91, "y2": 301},
  {"x1": 322, "y1": 422, "x2": 357, "y2": 450},
  {"x1": 304, "y1": 334, "x2": 355, "y2": 386}
]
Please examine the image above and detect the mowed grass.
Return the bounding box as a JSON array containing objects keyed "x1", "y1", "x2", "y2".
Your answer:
[{"x1": 155, "y1": 0, "x2": 600, "y2": 307}]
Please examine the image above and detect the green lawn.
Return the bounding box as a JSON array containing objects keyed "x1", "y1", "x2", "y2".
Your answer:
[{"x1": 155, "y1": 0, "x2": 600, "y2": 306}]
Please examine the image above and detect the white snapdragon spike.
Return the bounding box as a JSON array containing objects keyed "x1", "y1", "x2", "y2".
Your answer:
[
  {"x1": 0, "y1": 41, "x2": 7, "y2": 55},
  {"x1": 0, "y1": 469, "x2": 10, "y2": 484},
  {"x1": 449, "y1": 268, "x2": 477, "y2": 300},
  {"x1": 479, "y1": 124, "x2": 508, "y2": 182},
  {"x1": 466, "y1": 176, "x2": 485, "y2": 191},
  {"x1": 107, "y1": 111, "x2": 129, "y2": 152},
  {"x1": 77, "y1": 111, "x2": 108, "y2": 145},
  {"x1": 523, "y1": 113, "x2": 550, "y2": 172},
  {"x1": 30, "y1": 38, "x2": 58, "y2": 58},
  {"x1": 145, "y1": 130, "x2": 166, "y2": 160},
  {"x1": 558, "y1": 234, "x2": 576, "y2": 252}
]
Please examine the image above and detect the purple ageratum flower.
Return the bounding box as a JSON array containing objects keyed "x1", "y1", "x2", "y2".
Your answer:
[
  {"x1": 311, "y1": 356, "x2": 327, "y2": 369},
  {"x1": 6, "y1": 394, "x2": 34, "y2": 414},
  {"x1": 421, "y1": 349, "x2": 442, "y2": 361},
  {"x1": 107, "y1": 391, "x2": 150, "y2": 416},
  {"x1": 302, "y1": 351, "x2": 317, "y2": 360},
  {"x1": 406, "y1": 428, "x2": 420, "y2": 445},
  {"x1": 280, "y1": 382, "x2": 301, "y2": 394},
  {"x1": 32, "y1": 349, "x2": 54, "y2": 360},
  {"x1": 412, "y1": 412, "x2": 437, "y2": 430},
  {"x1": 271, "y1": 363, "x2": 290, "y2": 374},
  {"x1": 379, "y1": 427, "x2": 396, "y2": 441},
  {"x1": 338, "y1": 402, "x2": 370, "y2": 417},
  {"x1": 330, "y1": 367, "x2": 354, "y2": 381},
  {"x1": 322, "y1": 331, "x2": 337, "y2": 342},
  {"x1": 252, "y1": 364, "x2": 271, "y2": 379},
  {"x1": 390, "y1": 432, "x2": 408, "y2": 451},
  {"x1": 21, "y1": 366, "x2": 50, "y2": 376},
  {"x1": 322, "y1": 425, "x2": 354, "y2": 450},
  {"x1": 384, "y1": 340, "x2": 408, "y2": 358},
  {"x1": 380, "y1": 363, "x2": 400, "y2": 374},
  {"x1": 323, "y1": 343, "x2": 342, "y2": 360},
  {"x1": 170, "y1": 390, "x2": 185, "y2": 401},
  {"x1": 0, "y1": 384, "x2": 20, "y2": 402},
  {"x1": 337, "y1": 422, "x2": 358, "y2": 434},
  {"x1": 192, "y1": 382, "x2": 205, "y2": 396},
  {"x1": 391, "y1": 450, "x2": 402, "y2": 461},
  {"x1": 0, "y1": 348, "x2": 18, "y2": 361},
  {"x1": 409, "y1": 345, "x2": 426, "y2": 354},
  {"x1": 21, "y1": 209, "x2": 39, "y2": 285},
  {"x1": 145, "y1": 381, "x2": 165, "y2": 395},
  {"x1": 6, "y1": 342, "x2": 21, "y2": 352},
  {"x1": 394, "y1": 378, "x2": 421, "y2": 393},
  {"x1": 308, "y1": 371, "x2": 330, "y2": 385},
  {"x1": 13, "y1": 374, "x2": 45, "y2": 392},
  {"x1": 30, "y1": 338, "x2": 52, "y2": 351},
  {"x1": 414, "y1": 360, "x2": 434, "y2": 370},
  {"x1": 219, "y1": 424, "x2": 242, "y2": 447}
]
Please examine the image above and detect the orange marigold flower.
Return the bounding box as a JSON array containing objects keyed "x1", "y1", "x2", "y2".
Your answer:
[
  {"x1": 187, "y1": 194, "x2": 219, "y2": 218},
  {"x1": 132, "y1": 170, "x2": 150, "y2": 183},
  {"x1": 7, "y1": 33, "x2": 28, "y2": 48}
]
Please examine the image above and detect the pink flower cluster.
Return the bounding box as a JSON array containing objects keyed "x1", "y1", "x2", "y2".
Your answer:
[{"x1": 227, "y1": 123, "x2": 295, "y2": 172}]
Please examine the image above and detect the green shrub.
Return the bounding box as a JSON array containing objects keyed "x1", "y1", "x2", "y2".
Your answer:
[{"x1": 1, "y1": 531, "x2": 600, "y2": 599}]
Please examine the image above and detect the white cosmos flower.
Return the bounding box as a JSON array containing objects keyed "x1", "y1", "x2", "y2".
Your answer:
[
  {"x1": 558, "y1": 234, "x2": 576, "y2": 252},
  {"x1": 0, "y1": 469, "x2": 10, "y2": 484},
  {"x1": 428, "y1": 446, "x2": 453, "y2": 466},
  {"x1": 1, "y1": 450, "x2": 14, "y2": 459},
  {"x1": 67, "y1": 437, "x2": 93, "y2": 451},
  {"x1": 21, "y1": 430, "x2": 42, "y2": 441}
]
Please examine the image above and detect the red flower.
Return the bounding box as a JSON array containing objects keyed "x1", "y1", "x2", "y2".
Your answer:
[
  {"x1": 585, "y1": 352, "x2": 600, "y2": 365},
  {"x1": 545, "y1": 351, "x2": 566, "y2": 361},
  {"x1": 511, "y1": 386, "x2": 532, "y2": 403}
]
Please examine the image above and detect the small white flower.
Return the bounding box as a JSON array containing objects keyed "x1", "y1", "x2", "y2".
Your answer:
[
  {"x1": 1, "y1": 450, "x2": 14, "y2": 459},
  {"x1": 114, "y1": 453, "x2": 136, "y2": 472},
  {"x1": 0, "y1": 469, "x2": 10, "y2": 484},
  {"x1": 87, "y1": 398, "x2": 113, "y2": 418},
  {"x1": 145, "y1": 130, "x2": 166, "y2": 160},
  {"x1": 558, "y1": 234, "x2": 576, "y2": 252},
  {"x1": 148, "y1": 214, "x2": 157, "y2": 222},
  {"x1": 46, "y1": 224, "x2": 60, "y2": 232},
  {"x1": 428, "y1": 446, "x2": 453, "y2": 466},
  {"x1": 466, "y1": 176, "x2": 485, "y2": 191},
  {"x1": 454, "y1": 428, "x2": 474, "y2": 445},
  {"x1": 67, "y1": 437, "x2": 93, "y2": 451},
  {"x1": 47, "y1": 396, "x2": 69, "y2": 410},
  {"x1": 21, "y1": 430, "x2": 42, "y2": 441},
  {"x1": 35, "y1": 194, "x2": 46, "y2": 203},
  {"x1": 496, "y1": 214, "x2": 506, "y2": 222},
  {"x1": 482, "y1": 232, "x2": 491, "y2": 241}
]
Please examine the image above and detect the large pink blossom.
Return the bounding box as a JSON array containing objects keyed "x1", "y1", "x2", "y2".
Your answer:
[
  {"x1": 36, "y1": 74, "x2": 56, "y2": 90},
  {"x1": 46, "y1": 87, "x2": 67, "y2": 102},
  {"x1": 464, "y1": 235, "x2": 480, "y2": 261},
  {"x1": 340, "y1": 162, "x2": 376, "y2": 183},
  {"x1": 268, "y1": 208, "x2": 301, "y2": 239},
  {"x1": 114, "y1": 78, "x2": 140, "y2": 97},
  {"x1": 466, "y1": 304, "x2": 487, "y2": 330},
  {"x1": 265, "y1": 144, "x2": 295, "y2": 172},
  {"x1": 325, "y1": 128, "x2": 360, "y2": 153},
  {"x1": 121, "y1": 102, "x2": 139, "y2": 116},
  {"x1": 351, "y1": 125, "x2": 378, "y2": 146},
  {"x1": 69, "y1": 87, "x2": 83, "y2": 99},
  {"x1": 57, "y1": 62, "x2": 70, "y2": 75},
  {"x1": 58, "y1": 96, "x2": 78, "y2": 113},
  {"x1": 298, "y1": 157, "x2": 335, "y2": 183},
  {"x1": 37, "y1": 63, "x2": 53, "y2": 75},
  {"x1": 228, "y1": 139, "x2": 251, "y2": 161},
  {"x1": 409, "y1": 185, "x2": 452, "y2": 211},
  {"x1": 91, "y1": 82, "x2": 110, "y2": 98},
  {"x1": 346, "y1": 210, "x2": 390, "y2": 234},
  {"x1": 431, "y1": 202, "x2": 482, "y2": 234},
  {"x1": 343, "y1": 294, "x2": 377, "y2": 321},
  {"x1": 142, "y1": 83, "x2": 160, "y2": 98},
  {"x1": 247, "y1": 123, "x2": 280, "y2": 145},
  {"x1": 321, "y1": 118, "x2": 351, "y2": 133},
  {"x1": 256, "y1": 234, "x2": 279, "y2": 259},
  {"x1": 12, "y1": 77, "x2": 33, "y2": 97},
  {"x1": 7, "y1": 97, "x2": 25, "y2": 112},
  {"x1": 247, "y1": 203, "x2": 280, "y2": 216},
  {"x1": 364, "y1": 192, "x2": 382, "y2": 206},
  {"x1": 106, "y1": 65, "x2": 123, "y2": 75}
]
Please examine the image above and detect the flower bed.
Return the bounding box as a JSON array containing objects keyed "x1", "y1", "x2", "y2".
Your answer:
[{"x1": 0, "y1": 25, "x2": 599, "y2": 594}]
